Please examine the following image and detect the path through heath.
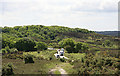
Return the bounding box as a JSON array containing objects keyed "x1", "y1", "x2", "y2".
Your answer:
[{"x1": 49, "y1": 63, "x2": 68, "y2": 76}]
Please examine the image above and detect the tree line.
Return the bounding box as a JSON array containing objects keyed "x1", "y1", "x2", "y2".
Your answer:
[{"x1": 1, "y1": 25, "x2": 94, "y2": 53}]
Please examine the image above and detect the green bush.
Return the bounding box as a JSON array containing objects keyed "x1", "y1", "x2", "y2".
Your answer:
[
  {"x1": 24, "y1": 54, "x2": 34, "y2": 64},
  {"x1": 113, "y1": 62, "x2": 120, "y2": 70},
  {"x1": 2, "y1": 63, "x2": 14, "y2": 75},
  {"x1": 64, "y1": 45, "x2": 74, "y2": 53},
  {"x1": 72, "y1": 53, "x2": 120, "y2": 74},
  {"x1": 59, "y1": 38, "x2": 89, "y2": 53},
  {"x1": 35, "y1": 42, "x2": 48, "y2": 51},
  {"x1": 10, "y1": 48, "x2": 18, "y2": 53},
  {"x1": 59, "y1": 38, "x2": 75, "y2": 53},
  {"x1": 15, "y1": 38, "x2": 36, "y2": 51},
  {"x1": 60, "y1": 58, "x2": 66, "y2": 62},
  {"x1": 1, "y1": 49, "x2": 6, "y2": 54},
  {"x1": 5, "y1": 46, "x2": 10, "y2": 54},
  {"x1": 3, "y1": 54, "x2": 23, "y2": 59},
  {"x1": 104, "y1": 40, "x2": 112, "y2": 47},
  {"x1": 75, "y1": 42, "x2": 89, "y2": 53}
]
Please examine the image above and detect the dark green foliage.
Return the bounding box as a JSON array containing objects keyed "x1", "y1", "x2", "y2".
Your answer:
[
  {"x1": 10, "y1": 48, "x2": 18, "y2": 53},
  {"x1": 5, "y1": 46, "x2": 10, "y2": 54},
  {"x1": 35, "y1": 42, "x2": 48, "y2": 51},
  {"x1": 59, "y1": 38, "x2": 75, "y2": 48},
  {"x1": 65, "y1": 45, "x2": 74, "y2": 53},
  {"x1": 75, "y1": 42, "x2": 89, "y2": 53},
  {"x1": 2, "y1": 34, "x2": 15, "y2": 48},
  {"x1": 24, "y1": 54, "x2": 34, "y2": 64},
  {"x1": 59, "y1": 38, "x2": 89, "y2": 53},
  {"x1": 15, "y1": 38, "x2": 36, "y2": 51},
  {"x1": 59, "y1": 38, "x2": 75, "y2": 53},
  {"x1": 1, "y1": 49, "x2": 6, "y2": 54},
  {"x1": 2, "y1": 25, "x2": 94, "y2": 49},
  {"x1": 81, "y1": 44, "x2": 89, "y2": 51},
  {"x1": 2, "y1": 63, "x2": 14, "y2": 76},
  {"x1": 60, "y1": 58, "x2": 66, "y2": 62},
  {"x1": 113, "y1": 62, "x2": 120, "y2": 70},
  {"x1": 74, "y1": 42, "x2": 83, "y2": 53},
  {"x1": 2, "y1": 53, "x2": 23, "y2": 59},
  {"x1": 1, "y1": 47, "x2": 18, "y2": 55}
]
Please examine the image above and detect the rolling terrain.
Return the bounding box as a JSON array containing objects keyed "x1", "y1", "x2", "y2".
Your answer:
[{"x1": 1, "y1": 25, "x2": 120, "y2": 75}]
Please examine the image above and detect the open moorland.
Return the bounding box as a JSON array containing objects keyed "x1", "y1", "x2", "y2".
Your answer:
[{"x1": 0, "y1": 25, "x2": 120, "y2": 75}]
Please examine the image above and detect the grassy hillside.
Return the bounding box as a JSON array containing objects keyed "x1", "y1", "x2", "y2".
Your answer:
[
  {"x1": 1, "y1": 25, "x2": 120, "y2": 75},
  {"x1": 2, "y1": 25, "x2": 118, "y2": 49}
]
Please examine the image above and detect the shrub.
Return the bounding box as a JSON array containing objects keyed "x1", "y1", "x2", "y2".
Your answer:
[
  {"x1": 1, "y1": 49, "x2": 6, "y2": 54},
  {"x1": 64, "y1": 45, "x2": 74, "y2": 53},
  {"x1": 5, "y1": 46, "x2": 10, "y2": 54},
  {"x1": 113, "y1": 62, "x2": 120, "y2": 70},
  {"x1": 60, "y1": 58, "x2": 66, "y2": 62},
  {"x1": 81, "y1": 43, "x2": 89, "y2": 52},
  {"x1": 24, "y1": 54, "x2": 34, "y2": 64},
  {"x1": 104, "y1": 40, "x2": 112, "y2": 47},
  {"x1": 35, "y1": 42, "x2": 48, "y2": 51},
  {"x1": 10, "y1": 48, "x2": 18, "y2": 53},
  {"x1": 15, "y1": 38, "x2": 36, "y2": 51},
  {"x1": 2, "y1": 63, "x2": 14, "y2": 75},
  {"x1": 48, "y1": 56, "x2": 55, "y2": 60},
  {"x1": 75, "y1": 42, "x2": 89, "y2": 53},
  {"x1": 4, "y1": 54, "x2": 23, "y2": 59},
  {"x1": 59, "y1": 38, "x2": 75, "y2": 53},
  {"x1": 74, "y1": 42, "x2": 83, "y2": 53}
]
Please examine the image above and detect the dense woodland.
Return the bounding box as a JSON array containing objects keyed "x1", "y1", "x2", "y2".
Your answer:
[
  {"x1": 1, "y1": 25, "x2": 94, "y2": 50},
  {"x1": 0, "y1": 25, "x2": 120, "y2": 75}
]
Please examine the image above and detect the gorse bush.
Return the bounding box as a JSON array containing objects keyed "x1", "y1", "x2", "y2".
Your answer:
[
  {"x1": 72, "y1": 53, "x2": 120, "y2": 74},
  {"x1": 24, "y1": 54, "x2": 34, "y2": 64},
  {"x1": 10, "y1": 48, "x2": 18, "y2": 53},
  {"x1": 5, "y1": 46, "x2": 10, "y2": 54},
  {"x1": 1, "y1": 49, "x2": 6, "y2": 54},
  {"x1": 3, "y1": 53, "x2": 23, "y2": 59},
  {"x1": 2, "y1": 63, "x2": 14, "y2": 76},
  {"x1": 1, "y1": 47, "x2": 18, "y2": 55},
  {"x1": 60, "y1": 58, "x2": 66, "y2": 62}
]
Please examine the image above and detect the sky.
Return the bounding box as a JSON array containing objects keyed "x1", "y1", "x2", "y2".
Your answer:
[{"x1": 0, "y1": 0, "x2": 119, "y2": 31}]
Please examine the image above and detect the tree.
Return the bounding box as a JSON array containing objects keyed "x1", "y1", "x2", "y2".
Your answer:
[
  {"x1": 15, "y1": 38, "x2": 36, "y2": 51},
  {"x1": 74, "y1": 42, "x2": 89, "y2": 53},
  {"x1": 59, "y1": 38, "x2": 75, "y2": 53},
  {"x1": 35, "y1": 42, "x2": 48, "y2": 51},
  {"x1": 74, "y1": 42, "x2": 83, "y2": 53}
]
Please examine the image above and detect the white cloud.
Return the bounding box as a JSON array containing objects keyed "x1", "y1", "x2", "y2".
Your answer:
[
  {"x1": 99, "y1": 0, "x2": 118, "y2": 12},
  {"x1": 71, "y1": 0, "x2": 119, "y2": 12},
  {"x1": 0, "y1": 0, "x2": 119, "y2": 31}
]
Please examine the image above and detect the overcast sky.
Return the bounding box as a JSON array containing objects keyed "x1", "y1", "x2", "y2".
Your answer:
[{"x1": 0, "y1": 0, "x2": 119, "y2": 31}]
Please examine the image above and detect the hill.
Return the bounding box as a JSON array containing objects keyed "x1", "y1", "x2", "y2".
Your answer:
[
  {"x1": 1, "y1": 25, "x2": 120, "y2": 75},
  {"x1": 1, "y1": 25, "x2": 94, "y2": 47},
  {"x1": 1, "y1": 25, "x2": 119, "y2": 52},
  {"x1": 95, "y1": 31, "x2": 120, "y2": 37}
]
